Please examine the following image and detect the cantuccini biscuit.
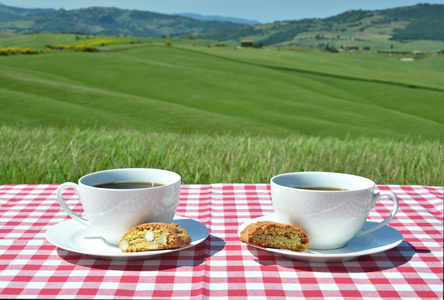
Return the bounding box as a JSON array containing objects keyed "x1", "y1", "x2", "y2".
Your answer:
[
  {"x1": 119, "y1": 222, "x2": 191, "y2": 252},
  {"x1": 240, "y1": 221, "x2": 309, "y2": 252}
]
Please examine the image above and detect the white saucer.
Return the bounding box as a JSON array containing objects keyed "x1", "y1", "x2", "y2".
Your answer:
[
  {"x1": 46, "y1": 216, "x2": 209, "y2": 260},
  {"x1": 238, "y1": 214, "x2": 403, "y2": 263}
]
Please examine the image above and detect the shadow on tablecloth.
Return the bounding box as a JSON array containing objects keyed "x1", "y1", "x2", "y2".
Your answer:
[{"x1": 249, "y1": 241, "x2": 430, "y2": 272}]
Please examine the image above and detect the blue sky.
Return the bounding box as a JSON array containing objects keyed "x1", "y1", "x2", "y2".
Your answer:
[{"x1": 1, "y1": 0, "x2": 443, "y2": 23}]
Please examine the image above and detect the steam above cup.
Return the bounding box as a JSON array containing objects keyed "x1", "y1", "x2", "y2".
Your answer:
[
  {"x1": 56, "y1": 168, "x2": 181, "y2": 245},
  {"x1": 270, "y1": 172, "x2": 399, "y2": 250}
]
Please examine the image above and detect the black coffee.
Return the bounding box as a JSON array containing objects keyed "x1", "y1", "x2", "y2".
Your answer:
[
  {"x1": 295, "y1": 186, "x2": 347, "y2": 191},
  {"x1": 95, "y1": 181, "x2": 164, "y2": 189}
]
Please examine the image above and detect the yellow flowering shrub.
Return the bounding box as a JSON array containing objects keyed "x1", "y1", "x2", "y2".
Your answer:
[
  {"x1": 73, "y1": 45, "x2": 99, "y2": 52},
  {"x1": 22, "y1": 48, "x2": 38, "y2": 54},
  {"x1": 53, "y1": 44, "x2": 71, "y2": 50}
]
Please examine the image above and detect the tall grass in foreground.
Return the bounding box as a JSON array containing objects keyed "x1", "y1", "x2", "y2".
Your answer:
[{"x1": 1, "y1": 125, "x2": 442, "y2": 186}]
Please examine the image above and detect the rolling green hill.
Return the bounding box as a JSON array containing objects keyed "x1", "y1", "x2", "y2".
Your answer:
[
  {"x1": 0, "y1": 3, "x2": 443, "y2": 51},
  {"x1": 190, "y1": 4, "x2": 444, "y2": 50},
  {"x1": 1, "y1": 34, "x2": 443, "y2": 142}
]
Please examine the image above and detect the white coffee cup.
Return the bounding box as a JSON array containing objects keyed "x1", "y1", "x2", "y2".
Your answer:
[
  {"x1": 56, "y1": 168, "x2": 181, "y2": 245},
  {"x1": 271, "y1": 172, "x2": 399, "y2": 250}
]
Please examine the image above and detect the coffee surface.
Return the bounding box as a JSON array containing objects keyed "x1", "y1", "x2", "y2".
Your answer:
[
  {"x1": 95, "y1": 182, "x2": 164, "y2": 189},
  {"x1": 295, "y1": 186, "x2": 347, "y2": 191}
]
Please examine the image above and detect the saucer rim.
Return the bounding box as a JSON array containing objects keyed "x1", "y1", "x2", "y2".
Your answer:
[
  {"x1": 238, "y1": 214, "x2": 403, "y2": 262},
  {"x1": 46, "y1": 216, "x2": 209, "y2": 260}
]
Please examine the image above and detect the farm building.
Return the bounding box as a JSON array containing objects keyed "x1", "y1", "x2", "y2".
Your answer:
[
  {"x1": 241, "y1": 40, "x2": 254, "y2": 47},
  {"x1": 343, "y1": 45, "x2": 359, "y2": 51}
]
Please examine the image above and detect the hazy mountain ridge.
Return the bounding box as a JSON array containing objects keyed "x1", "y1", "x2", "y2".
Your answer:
[
  {"x1": 0, "y1": 2, "x2": 54, "y2": 20},
  {"x1": 0, "y1": 4, "x2": 244, "y2": 37},
  {"x1": 0, "y1": 3, "x2": 442, "y2": 45},
  {"x1": 175, "y1": 12, "x2": 260, "y2": 25}
]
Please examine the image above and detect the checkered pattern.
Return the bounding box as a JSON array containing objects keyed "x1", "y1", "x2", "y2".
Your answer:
[{"x1": 0, "y1": 184, "x2": 442, "y2": 299}]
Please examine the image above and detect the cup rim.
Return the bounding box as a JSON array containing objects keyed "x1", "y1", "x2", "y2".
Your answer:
[
  {"x1": 270, "y1": 171, "x2": 375, "y2": 192},
  {"x1": 78, "y1": 168, "x2": 181, "y2": 191}
]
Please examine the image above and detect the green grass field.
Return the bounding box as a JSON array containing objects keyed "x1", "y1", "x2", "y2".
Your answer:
[
  {"x1": 1, "y1": 126, "x2": 442, "y2": 186},
  {"x1": 1, "y1": 34, "x2": 443, "y2": 185}
]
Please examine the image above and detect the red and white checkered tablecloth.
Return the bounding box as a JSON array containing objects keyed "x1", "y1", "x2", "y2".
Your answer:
[{"x1": 0, "y1": 184, "x2": 442, "y2": 299}]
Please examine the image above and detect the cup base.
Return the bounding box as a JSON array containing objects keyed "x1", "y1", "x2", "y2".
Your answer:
[{"x1": 308, "y1": 242, "x2": 348, "y2": 250}]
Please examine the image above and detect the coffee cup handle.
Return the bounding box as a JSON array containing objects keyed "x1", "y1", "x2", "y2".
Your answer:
[
  {"x1": 56, "y1": 182, "x2": 92, "y2": 229},
  {"x1": 354, "y1": 191, "x2": 399, "y2": 238}
]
